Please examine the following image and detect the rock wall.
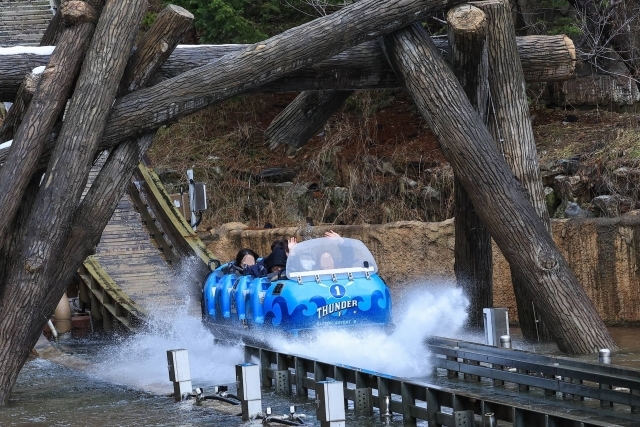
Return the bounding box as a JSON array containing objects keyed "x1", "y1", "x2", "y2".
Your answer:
[{"x1": 205, "y1": 215, "x2": 640, "y2": 325}]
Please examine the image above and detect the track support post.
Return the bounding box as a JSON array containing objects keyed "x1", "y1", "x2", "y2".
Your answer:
[
  {"x1": 316, "y1": 380, "x2": 346, "y2": 427},
  {"x1": 236, "y1": 363, "x2": 262, "y2": 420},
  {"x1": 167, "y1": 349, "x2": 192, "y2": 401}
]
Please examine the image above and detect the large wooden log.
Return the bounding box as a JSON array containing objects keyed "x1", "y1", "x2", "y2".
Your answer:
[
  {"x1": 0, "y1": 0, "x2": 102, "y2": 249},
  {"x1": 0, "y1": 34, "x2": 575, "y2": 101},
  {"x1": 100, "y1": 0, "x2": 467, "y2": 147},
  {"x1": 155, "y1": 35, "x2": 576, "y2": 85},
  {"x1": 1, "y1": 0, "x2": 67, "y2": 145},
  {"x1": 475, "y1": 0, "x2": 552, "y2": 341},
  {"x1": 0, "y1": 175, "x2": 41, "y2": 299},
  {"x1": 118, "y1": 5, "x2": 193, "y2": 95},
  {"x1": 39, "y1": 6, "x2": 64, "y2": 46},
  {"x1": 265, "y1": 90, "x2": 353, "y2": 150},
  {"x1": 448, "y1": 4, "x2": 493, "y2": 330},
  {"x1": 381, "y1": 22, "x2": 616, "y2": 354},
  {"x1": 0, "y1": 0, "x2": 147, "y2": 404}
]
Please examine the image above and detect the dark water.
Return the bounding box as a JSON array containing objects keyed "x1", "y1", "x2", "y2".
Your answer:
[
  {"x1": 0, "y1": 347, "x2": 405, "y2": 427},
  {"x1": 0, "y1": 286, "x2": 637, "y2": 426}
]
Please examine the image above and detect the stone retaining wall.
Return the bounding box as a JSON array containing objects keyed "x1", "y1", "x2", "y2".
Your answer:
[{"x1": 205, "y1": 215, "x2": 640, "y2": 325}]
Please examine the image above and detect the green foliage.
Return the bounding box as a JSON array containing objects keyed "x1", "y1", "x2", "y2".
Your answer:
[
  {"x1": 533, "y1": 17, "x2": 583, "y2": 37},
  {"x1": 168, "y1": 0, "x2": 317, "y2": 44},
  {"x1": 525, "y1": 0, "x2": 582, "y2": 37},
  {"x1": 539, "y1": 0, "x2": 571, "y2": 9},
  {"x1": 140, "y1": 12, "x2": 158, "y2": 32}
]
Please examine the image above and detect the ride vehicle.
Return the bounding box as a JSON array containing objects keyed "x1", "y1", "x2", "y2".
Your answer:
[{"x1": 201, "y1": 237, "x2": 393, "y2": 337}]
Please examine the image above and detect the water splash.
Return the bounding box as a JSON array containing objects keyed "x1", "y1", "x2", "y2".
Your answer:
[
  {"x1": 88, "y1": 257, "x2": 468, "y2": 391},
  {"x1": 88, "y1": 257, "x2": 244, "y2": 394},
  {"x1": 270, "y1": 283, "x2": 469, "y2": 378},
  {"x1": 89, "y1": 312, "x2": 243, "y2": 394}
]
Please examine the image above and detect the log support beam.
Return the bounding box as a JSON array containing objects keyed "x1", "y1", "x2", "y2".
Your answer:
[
  {"x1": 265, "y1": 90, "x2": 353, "y2": 150},
  {"x1": 0, "y1": 0, "x2": 147, "y2": 404},
  {"x1": 58, "y1": 4, "x2": 194, "y2": 289},
  {"x1": 447, "y1": 4, "x2": 493, "y2": 329},
  {"x1": 474, "y1": 0, "x2": 552, "y2": 341},
  {"x1": 0, "y1": 35, "x2": 576, "y2": 101},
  {"x1": 0, "y1": 71, "x2": 41, "y2": 143},
  {"x1": 381, "y1": 22, "x2": 616, "y2": 354},
  {"x1": 0, "y1": 0, "x2": 102, "y2": 250}
]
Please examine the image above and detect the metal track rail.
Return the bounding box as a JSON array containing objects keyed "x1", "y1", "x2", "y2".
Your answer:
[{"x1": 243, "y1": 343, "x2": 640, "y2": 427}]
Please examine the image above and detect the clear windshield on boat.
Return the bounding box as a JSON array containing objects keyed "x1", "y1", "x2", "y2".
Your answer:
[{"x1": 286, "y1": 237, "x2": 377, "y2": 277}]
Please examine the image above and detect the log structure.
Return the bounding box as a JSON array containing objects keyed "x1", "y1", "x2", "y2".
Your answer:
[
  {"x1": 0, "y1": 0, "x2": 103, "y2": 248},
  {"x1": 0, "y1": 0, "x2": 470, "y2": 404},
  {"x1": 265, "y1": 90, "x2": 353, "y2": 150},
  {"x1": 381, "y1": 22, "x2": 616, "y2": 353},
  {"x1": 0, "y1": 35, "x2": 575, "y2": 101},
  {"x1": 58, "y1": 5, "x2": 194, "y2": 290},
  {"x1": 447, "y1": 4, "x2": 493, "y2": 330},
  {"x1": 0, "y1": 0, "x2": 617, "y2": 406},
  {"x1": 0, "y1": 0, "x2": 65, "y2": 143},
  {"x1": 99, "y1": 0, "x2": 464, "y2": 148},
  {"x1": 474, "y1": 0, "x2": 552, "y2": 341},
  {"x1": 260, "y1": 32, "x2": 574, "y2": 152},
  {"x1": 0, "y1": 0, "x2": 147, "y2": 403}
]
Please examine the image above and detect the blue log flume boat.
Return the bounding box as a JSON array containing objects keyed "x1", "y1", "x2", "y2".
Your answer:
[{"x1": 201, "y1": 237, "x2": 393, "y2": 338}]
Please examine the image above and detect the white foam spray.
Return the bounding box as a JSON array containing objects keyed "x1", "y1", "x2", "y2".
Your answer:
[
  {"x1": 270, "y1": 283, "x2": 469, "y2": 378},
  {"x1": 88, "y1": 258, "x2": 244, "y2": 394},
  {"x1": 88, "y1": 254, "x2": 470, "y2": 391}
]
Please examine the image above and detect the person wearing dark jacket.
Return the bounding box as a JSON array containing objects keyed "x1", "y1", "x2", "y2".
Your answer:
[{"x1": 264, "y1": 245, "x2": 288, "y2": 274}]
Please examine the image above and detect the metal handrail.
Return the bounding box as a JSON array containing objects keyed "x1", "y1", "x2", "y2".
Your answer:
[
  {"x1": 243, "y1": 343, "x2": 639, "y2": 427},
  {"x1": 427, "y1": 337, "x2": 640, "y2": 410}
]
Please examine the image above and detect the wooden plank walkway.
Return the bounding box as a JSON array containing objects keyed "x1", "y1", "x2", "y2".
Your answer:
[
  {"x1": 0, "y1": 1, "x2": 53, "y2": 47},
  {"x1": 87, "y1": 153, "x2": 198, "y2": 317}
]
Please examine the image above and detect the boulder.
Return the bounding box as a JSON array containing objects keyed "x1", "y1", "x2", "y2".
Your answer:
[
  {"x1": 612, "y1": 167, "x2": 640, "y2": 193},
  {"x1": 564, "y1": 201, "x2": 594, "y2": 218},
  {"x1": 554, "y1": 174, "x2": 589, "y2": 203},
  {"x1": 398, "y1": 176, "x2": 418, "y2": 193},
  {"x1": 544, "y1": 186, "x2": 560, "y2": 216},
  {"x1": 421, "y1": 185, "x2": 441, "y2": 202},
  {"x1": 592, "y1": 195, "x2": 634, "y2": 217}
]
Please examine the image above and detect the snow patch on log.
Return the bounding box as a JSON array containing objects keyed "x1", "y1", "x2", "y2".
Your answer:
[
  {"x1": 0, "y1": 141, "x2": 12, "y2": 150},
  {"x1": 0, "y1": 46, "x2": 55, "y2": 56},
  {"x1": 175, "y1": 44, "x2": 242, "y2": 49},
  {"x1": 32, "y1": 66, "x2": 46, "y2": 75}
]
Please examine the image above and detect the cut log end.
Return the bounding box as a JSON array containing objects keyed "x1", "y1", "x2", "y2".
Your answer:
[
  {"x1": 563, "y1": 35, "x2": 577, "y2": 72},
  {"x1": 166, "y1": 4, "x2": 195, "y2": 20},
  {"x1": 446, "y1": 5, "x2": 486, "y2": 34},
  {"x1": 61, "y1": 1, "x2": 98, "y2": 27}
]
